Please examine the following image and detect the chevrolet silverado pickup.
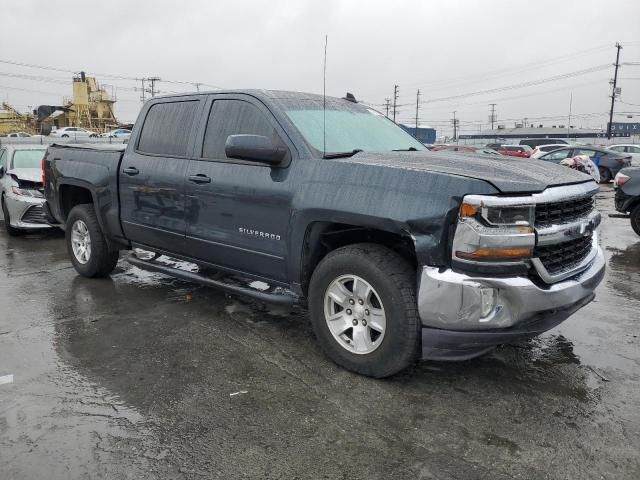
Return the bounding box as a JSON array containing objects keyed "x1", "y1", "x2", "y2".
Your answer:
[{"x1": 42, "y1": 90, "x2": 605, "y2": 377}]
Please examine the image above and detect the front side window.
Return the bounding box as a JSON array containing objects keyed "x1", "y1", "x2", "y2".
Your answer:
[
  {"x1": 11, "y1": 149, "x2": 46, "y2": 169},
  {"x1": 283, "y1": 100, "x2": 425, "y2": 155},
  {"x1": 138, "y1": 100, "x2": 199, "y2": 156},
  {"x1": 202, "y1": 99, "x2": 277, "y2": 159}
]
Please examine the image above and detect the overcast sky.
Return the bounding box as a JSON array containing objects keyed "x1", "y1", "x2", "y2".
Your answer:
[{"x1": 2, "y1": 0, "x2": 639, "y2": 135}]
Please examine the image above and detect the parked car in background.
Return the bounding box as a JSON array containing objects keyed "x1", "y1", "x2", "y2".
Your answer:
[
  {"x1": 538, "y1": 146, "x2": 632, "y2": 182},
  {"x1": 614, "y1": 167, "x2": 640, "y2": 235},
  {"x1": 49, "y1": 127, "x2": 98, "y2": 139},
  {"x1": 100, "y1": 128, "x2": 132, "y2": 139},
  {"x1": 607, "y1": 144, "x2": 640, "y2": 166},
  {"x1": 0, "y1": 144, "x2": 50, "y2": 235},
  {"x1": 43, "y1": 89, "x2": 604, "y2": 377},
  {"x1": 5, "y1": 132, "x2": 33, "y2": 138},
  {"x1": 531, "y1": 144, "x2": 567, "y2": 158},
  {"x1": 519, "y1": 138, "x2": 569, "y2": 149},
  {"x1": 496, "y1": 145, "x2": 532, "y2": 158},
  {"x1": 431, "y1": 145, "x2": 503, "y2": 156}
]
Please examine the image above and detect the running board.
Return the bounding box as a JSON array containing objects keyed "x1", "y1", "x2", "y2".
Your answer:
[{"x1": 127, "y1": 254, "x2": 300, "y2": 306}]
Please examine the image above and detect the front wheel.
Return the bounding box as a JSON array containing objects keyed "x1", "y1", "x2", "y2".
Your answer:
[
  {"x1": 631, "y1": 204, "x2": 640, "y2": 236},
  {"x1": 308, "y1": 243, "x2": 420, "y2": 378},
  {"x1": 598, "y1": 166, "x2": 612, "y2": 183},
  {"x1": 66, "y1": 204, "x2": 119, "y2": 277},
  {"x1": 61, "y1": 134, "x2": 69, "y2": 138}
]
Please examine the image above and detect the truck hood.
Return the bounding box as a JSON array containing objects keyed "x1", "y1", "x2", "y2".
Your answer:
[
  {"x1": 7, "y1": 168, "x2": 42, "y2": 184},
  {"x1": 342, "y1": 151, "x2": 593, "y2": 193}
]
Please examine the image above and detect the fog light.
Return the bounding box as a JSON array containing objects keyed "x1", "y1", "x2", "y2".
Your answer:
[{"x1": 479, "y1": 287, "x2": 497, "y2": 319}]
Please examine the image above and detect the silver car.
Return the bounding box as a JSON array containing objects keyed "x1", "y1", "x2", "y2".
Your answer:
[{"x1": 0, "y1": 145, "x2": 51, "y2": 235}]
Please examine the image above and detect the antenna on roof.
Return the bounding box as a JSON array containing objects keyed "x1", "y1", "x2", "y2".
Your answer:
[{"x1": 323, "y1": 34, "x2": 328, "y2": 158}]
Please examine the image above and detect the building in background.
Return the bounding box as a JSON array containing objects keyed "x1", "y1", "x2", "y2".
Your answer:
[{"x1": 399, "y1": 124, "x2": 437, "y2": 144}]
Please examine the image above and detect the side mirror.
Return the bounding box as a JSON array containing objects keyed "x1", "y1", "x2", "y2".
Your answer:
[
  {"x1": 225, "y1": 134, "x2": 287, "y2": 165},
  {"x1": 0, "y1": 166, "x2": 4, "y2": 177}
]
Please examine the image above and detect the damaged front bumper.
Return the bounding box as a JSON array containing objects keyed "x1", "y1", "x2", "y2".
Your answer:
[
  {"x1": 4, "y1": 192, "x2": 52, "y2": 230},
  {"x1": 417, "y1": 245, "x2": 605, "y2": 361}
]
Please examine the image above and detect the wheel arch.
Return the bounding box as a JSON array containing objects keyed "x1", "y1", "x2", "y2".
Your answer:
[{"x1": 297, "y1": 220, "x2": 418, "y2": 296}]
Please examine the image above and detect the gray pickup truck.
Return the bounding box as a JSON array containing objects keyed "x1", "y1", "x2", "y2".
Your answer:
[{"x1": 42, "y1": 90, "x2": 605, "y2": 377}]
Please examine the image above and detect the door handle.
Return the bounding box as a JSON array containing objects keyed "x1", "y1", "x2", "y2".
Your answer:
[
  {"x1": 188, "y1": 174, "x2": 211, "y2": 184},
  {"x1": 123, "y1": 166, "x2": 139, "y2": 176}
]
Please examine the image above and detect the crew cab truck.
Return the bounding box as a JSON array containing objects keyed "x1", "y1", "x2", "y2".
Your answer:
[{"x1": 43, "y1": 90, "x2": 605, "y2": 377}]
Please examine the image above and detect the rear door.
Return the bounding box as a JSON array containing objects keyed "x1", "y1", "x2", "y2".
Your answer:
[
  {"x1": 119, "y1": 98, "x2": 204, "y2": 253},
  {"x1": 183, "y1": 94, "x2": 295, "y2": 283}
]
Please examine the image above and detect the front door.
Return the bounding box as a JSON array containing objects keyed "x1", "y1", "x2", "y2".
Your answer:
[
  {"x1": 184, "y1": 95, "x2": 295, "y2": 283},
  {"x1": 120, "y1": 98, "x2": 203, "y2": 253}
]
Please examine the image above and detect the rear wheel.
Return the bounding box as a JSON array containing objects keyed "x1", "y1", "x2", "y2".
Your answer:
[
  {"x1": 66, "y1": 204, "x2": 119, "y2": 277},
  {"x1": 308, "y1": 243, "x2": 420, "y2": 378},
  {"x1": 631, "y1": 204, "x2": 640, "y2": 236},
  {"x1": 598, "y1": 166, "x2": 612, "y2": 183},
  {"x1": 61, "y1": 134, "x2": 69, "y2": 138},
  {"x1": 2, "y1": 197, "x2": 22, "y2": 236}
]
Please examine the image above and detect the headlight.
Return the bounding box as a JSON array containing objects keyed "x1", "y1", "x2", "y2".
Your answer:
[
  {"x1": 11, "y1": 186, "x2": 43, "y2": 198},
  {"x1": 460, "y1": 201, "x2": 535, "y2": 227},
  {"x1": 453, "y1": 197, "x2": 536, "y2": 263}
]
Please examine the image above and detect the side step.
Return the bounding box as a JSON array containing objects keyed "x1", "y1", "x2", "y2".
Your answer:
[{"x1": 127, "y1": 254, "x2": 300, "y2": 306}]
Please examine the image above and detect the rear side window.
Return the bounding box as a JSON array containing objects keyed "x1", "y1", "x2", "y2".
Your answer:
[
  {"x1": 138, "y1": 101, "x2": 199, "y2": 157},
  {"x1": 202, "y1": 99, "x2": 276, "y2": 159}
]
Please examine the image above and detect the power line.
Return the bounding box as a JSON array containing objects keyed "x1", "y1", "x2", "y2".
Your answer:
[{"x1": 420, "y1": 64, "x2": 611, "y2": 105}]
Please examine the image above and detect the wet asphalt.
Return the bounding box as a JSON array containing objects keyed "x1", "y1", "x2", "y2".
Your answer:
[{"x1": 0, "y1": 185, "x2": 639, "y2": 480}]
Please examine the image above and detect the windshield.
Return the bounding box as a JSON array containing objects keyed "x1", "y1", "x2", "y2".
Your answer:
[
  {"x1": 284, "y1": 101, "x2": 426, "y2": 155},
  {"x1": 12, "y1": 149, "x2": 46, "y2": 169}
]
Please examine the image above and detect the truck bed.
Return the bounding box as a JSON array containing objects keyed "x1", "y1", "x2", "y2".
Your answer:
[{"x1": 44, "y1": 143, "x2": 127, "y2": 243}]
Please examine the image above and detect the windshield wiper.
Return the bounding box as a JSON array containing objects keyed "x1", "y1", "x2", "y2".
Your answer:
[
  {"x1": 392, "y1": 147, "x2": 419, "y2": 151},
  {"x1": 323, "y1": 149, "x2": 363, "y2": 159}
]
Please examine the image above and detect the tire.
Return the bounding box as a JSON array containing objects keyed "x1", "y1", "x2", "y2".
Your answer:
[
  {"x1": 598, "y1": 166, "x2": 612, "y2": 183},
  {"x1": 308, "y1": 243, "x2": 420, "y2": 378},
  {"x1": 65, "y1": 204, "x2": 119, "y2": 277},
  {"x1": 631, "y1": 204, "x2": 640, "y2": 236},
  {"x1": 61, "y1": 134, "x2": 69, "y2": 138},
  {"x1": 2, "y1": 197, "x2": 22, "y2": 236}
]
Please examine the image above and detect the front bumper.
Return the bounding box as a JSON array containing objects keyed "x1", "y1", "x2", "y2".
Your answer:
[
  {"x1": 417, "y1": 245, "x2": 605, "y2": 360},
  {"x1": 4, "y1": 193, "x2": 52, "y2": 230}
]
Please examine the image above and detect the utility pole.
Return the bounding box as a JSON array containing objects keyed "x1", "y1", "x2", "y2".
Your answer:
[
  {"x1": 392, "y1": 85, "x2": 399, "y2": 123},
  {"x1": 488, "y1": 103, "x2": 497, "y2": 130},
  {"x1": 384, "y1": 98, "x2": 391, "y2": 118},
  {"x1": 140, "y1": 78, "x2": 146, "y2": 103},
  {"x1": 452, "y1": 111, "x2": 458, "y2": 142},
  {"x1": 148, "y1": 77, "x2": 161, "y2": 97},
  {"x1": 607, "y1": 42, "x2": 622, "y2": 140},
  {"x1": 567, "y1": 93, "x2": 572, "y2": 138},
  {"x1": 414, "y1": 89, "x2": 420, "y2": 138},
  {"x1": 194, "y1": 82, "x2": 203, "y2": 93}
]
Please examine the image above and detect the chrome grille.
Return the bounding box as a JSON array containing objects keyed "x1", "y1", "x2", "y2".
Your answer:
[
  {"x1": 535, "y1": 196, "x2": 594, "y2": 227},
  {"x1": 21, "y1": 205, "x2": 47, "y2": 224},
  {"x1": 534, "y1": 234, "x2": 593, "y2": 275}
]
